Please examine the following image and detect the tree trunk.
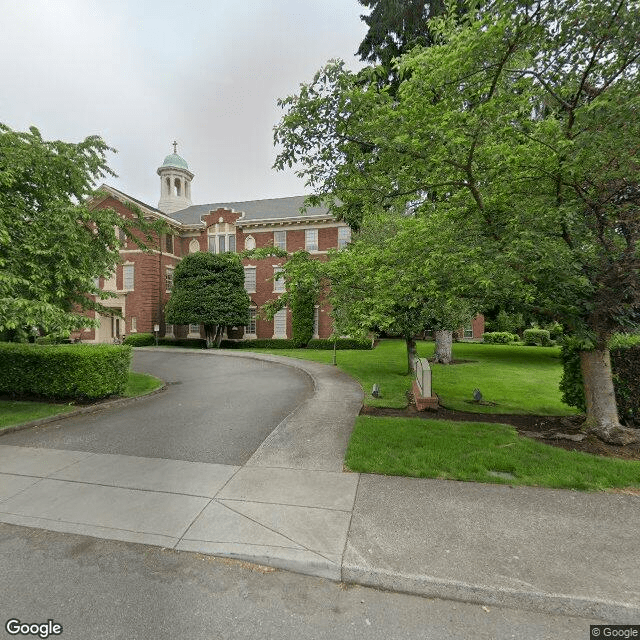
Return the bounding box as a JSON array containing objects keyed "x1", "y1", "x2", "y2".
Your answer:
[
  {"x1": 204, "y1": 325, "x2": 216, "y2": 349},
  {"x1": 406, "y1": 336, "x2": 417, "y2": 374},
  {"x1": 433, "y1": 330, "x2": 453, "y2": 364},
  {"x1": 215, "y1": 325, "x2": 224, "y2": 348},
  {"x1": 580, "y1": 349, "x2": 639, "y2": 445}
]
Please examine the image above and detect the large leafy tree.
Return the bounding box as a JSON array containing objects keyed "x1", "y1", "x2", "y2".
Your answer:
[
  {"x1": 274, "y1": 0, "x2": 640, "y2": 442},
  {"x1": 165, "y1": 252, "x2": 250, "y2": 348},
  {"x1": 327, "y1": 214, "x2": 478, "y2": 371},
  {"x1": 0, "y1": 125, "x2": 154, "y2": 335}
]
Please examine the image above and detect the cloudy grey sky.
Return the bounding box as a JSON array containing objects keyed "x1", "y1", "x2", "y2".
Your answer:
[{"x1": 1, "y1": 0, "x2": 366, "y2": 207}]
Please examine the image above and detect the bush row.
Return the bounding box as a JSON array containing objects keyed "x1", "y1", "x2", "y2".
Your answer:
[
  {"x1": 220, "y1": 338, "x2": 373, "y2": 350},
  {"x1": 482, "y1": 332, "x2": 518, "y2": 344},
  {"x1": 0, "y1": 343, "x2": 131, "y2": 400},
  {"x1": 143, "y1": 337, "x2": 373, "y2": 350},
  {"x1": 560, "y1": 335, "x2": 640, "y2": 426},
  {"x1": 523, "y1": 328, "x2": 552, "y2": 346},
  {"x1": 158, "y1": 338, "x2": 207, "y2": 349},
  {"x1": 306, "y1": 338, "x2": 373, "y2": 350},
  {"x1": 123, "y1": 333, "x2": 156, "y2": 347}
]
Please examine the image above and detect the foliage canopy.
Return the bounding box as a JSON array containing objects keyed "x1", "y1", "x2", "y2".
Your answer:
[{"x1": 0, "y1": 125, "x2": 156, "y2": 335}]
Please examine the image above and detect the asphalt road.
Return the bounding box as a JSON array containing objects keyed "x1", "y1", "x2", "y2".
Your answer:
[
  {"x1": 1, "y1": 351, "x2": 313, "y2": 465},
  {"x1": 0, "y1": 524, "x2": 594, "y2": 640}
]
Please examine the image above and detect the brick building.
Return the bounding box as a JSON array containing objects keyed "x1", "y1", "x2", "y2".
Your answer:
[{"x1": 78, "y1": 147, "x2": 484, "y2": 343}]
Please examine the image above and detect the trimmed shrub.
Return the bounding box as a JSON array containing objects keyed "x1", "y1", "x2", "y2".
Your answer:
[
  {"x1": 307, "y1": 338, "x2": 373, "y2": 350},
  {"x1": 523, "y1": 328, "x2": 551, "y2": 346},
  {"x1": 0, "y1": 343, "x2": 131, "y2": 400},
  {"x1": 220, "y1": 339, "x2": 297, "y2": 349},
  {"x1": 157, "y1": 338, "x2": 207, "y2": 349},
  {"x1": 123, "y1": 333, "x2": 155, "y2": 347},
  {"x1": 482, "y1": 332, "x2": 516, "y2": 344}
]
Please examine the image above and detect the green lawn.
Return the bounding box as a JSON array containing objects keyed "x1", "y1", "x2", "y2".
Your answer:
[
  {"x1": 418, "y1": 342, "x2": 578, "y2": 415},
  {"x1": 252, "y1": 339, "x2": 410, "y2": 408},
  {"x1": 0, "y1": 401, "x2": 75, "y2": 429},
  {"x1": 346, "y1": 416, "x2": 640, "y2": 491},
  {"x1": 0, "y1": 371, "x2": 163, "y2": 431},
  {"x1": 252, "y1": 339, "x2": 576, "y2": 415},
  {"x1": 123, "y1": 371, "x2": 164, "y2": 397}
]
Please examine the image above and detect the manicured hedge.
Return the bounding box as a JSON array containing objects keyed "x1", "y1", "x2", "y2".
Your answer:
[
  {"x1": 158, "y1": 337, "x2": 373, "y2": 350},
  {"x1": 560, "y1": 335, "x2": 640, "y2": 426},
  {"x1": 306, "y1": 338, "x2": 373, "y2": 350},
  {"x1": 482, "y1": 332, "x2": 517, "y2": 344},
  {"x1": 157, "y1": 338, "x2": 207, "y2": 349},
  {"x1": 0, "y1": 343, "x2": 132, "y2": 400},
  {"x1": 523, "y1": 328, "x2": 552, "y2": 346},
  {"x1": 123, "y1": 333, "x2": 155, "y2": 347},
  {"x1": 220, "y1": 339, "x2": 297, "y2": 349}
]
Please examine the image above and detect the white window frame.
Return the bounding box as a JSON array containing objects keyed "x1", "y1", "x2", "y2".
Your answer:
[
  {"x1": 208, "y1": 224, "x2": 237, "y2": 254},
  {"x1": 188, "y1": 323, "x2": 201, "y2": 337},
  {"x1": 165, "y1": 323, "x2": 174, "y2": 337},
  {"x1": 273, "y1": 230, "x2": 287, "y2": 251},
  {"x1": 273, "y1": 266, "x2": 285, "y2": 293},
  {"x1": 313, "y1": 306, "x2": 319, "y2": 339},
  {"x1": 305, "y1": 228, "x2": 318, "y2": 252},
  {"x1": 123, "y1": 264, "x2": 134, "y2": 291},
  {"x1": 165, "y1": 267, "x2": 174, "y2": 292},
  {"x1": 338, "y1": 226, "x2": 351, "y2": 249},
  {"x1": 245, "y1": 307, "x2": 257, "y2": 337},
  {"x1": 273, "y1": 308, "x2": 287, "y2": 338},
  {"x1": 130, "y1": 316, "x2": 137, "y2": 333},
  {"x1": 244, "y1": 266, "x2": 256, "y2": 293},
  {"x1": 463, "y1": 324, "x2": 474, "y2": 339}
]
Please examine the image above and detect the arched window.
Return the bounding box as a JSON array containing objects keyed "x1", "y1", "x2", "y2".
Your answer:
[
  {"x1": 165, "y1": 177, "x2": 170, "y2": 195},
  {"x1": 175, "y1": 178, "x2": 181, "y2": 197}
]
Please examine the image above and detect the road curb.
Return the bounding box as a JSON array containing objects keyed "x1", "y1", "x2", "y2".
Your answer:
[
  {"x1": 0, "y1": 384, "x2": 167, "y2": 437},
  {"x1": 340, "y1": 562, "x2": 640, "y2": 624}
]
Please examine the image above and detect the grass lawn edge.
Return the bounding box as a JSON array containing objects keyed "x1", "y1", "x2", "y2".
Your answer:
[
  {"x1": 345, "y1": 415, "x2": 640, "y2": 492},
  {"x1": 0, "y1": 371, "x2": 165, "y2": 433}
]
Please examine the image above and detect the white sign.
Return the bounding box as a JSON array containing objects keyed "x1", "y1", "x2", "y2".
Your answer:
[{"x1": 154, "y1": 324, "x2": 160, "y2": 332}]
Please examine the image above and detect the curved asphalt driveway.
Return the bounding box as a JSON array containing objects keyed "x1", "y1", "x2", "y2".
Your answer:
[{"x1": 1, "y1": 350, "x2": 314, "y2": 465}]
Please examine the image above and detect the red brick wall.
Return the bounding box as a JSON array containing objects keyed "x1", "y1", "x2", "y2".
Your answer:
[
  {"x1": 472, "y1": 314, "x2": 485, "y2": 338},
  {"x1": 86, "y1": 198, "x2": 352, "y2": 342}
]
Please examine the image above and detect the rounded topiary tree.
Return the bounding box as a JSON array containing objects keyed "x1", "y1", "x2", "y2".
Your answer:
[{"x1": 165, "y1": 252, "x2": 250, "y2": 348}]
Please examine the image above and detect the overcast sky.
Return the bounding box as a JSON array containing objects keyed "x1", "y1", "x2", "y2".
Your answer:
[{"x1": 1, "y1": 0, "x2": 367, "y2": 207}]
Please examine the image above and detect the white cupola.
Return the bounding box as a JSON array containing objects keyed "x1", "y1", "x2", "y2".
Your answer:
[{"x1": 157, "y1": 141, "x2": 194, "y2": 214}]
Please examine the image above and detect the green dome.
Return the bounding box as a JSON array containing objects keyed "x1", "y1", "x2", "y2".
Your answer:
[{"x1": 162, "y1": 153, "x2": 189, "y2": 170}]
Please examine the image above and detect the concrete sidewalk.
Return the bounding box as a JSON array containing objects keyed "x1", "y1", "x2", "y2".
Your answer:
[{"x1": 1, "y1": 350, "x2": 639, "y2": 623}]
